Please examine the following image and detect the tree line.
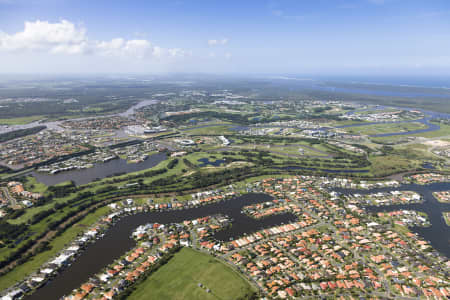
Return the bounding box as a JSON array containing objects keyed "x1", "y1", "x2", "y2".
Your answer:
[{"x1": 0, "y1": 125, "x2": 46, "y2": 143}]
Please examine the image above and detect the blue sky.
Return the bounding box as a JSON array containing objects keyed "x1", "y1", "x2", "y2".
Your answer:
[{"x1": 0, "y1": 0, "x2": 449, "y2": 74}]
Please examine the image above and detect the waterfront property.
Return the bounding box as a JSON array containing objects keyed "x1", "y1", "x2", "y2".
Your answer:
[{"x1": 6, "y1": 175, "x2": 448, "y2": 300}]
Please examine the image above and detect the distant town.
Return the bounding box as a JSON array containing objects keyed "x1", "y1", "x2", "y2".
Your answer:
[{"x1": 0, "y1": 77, "x2": 448, "y2": 300}]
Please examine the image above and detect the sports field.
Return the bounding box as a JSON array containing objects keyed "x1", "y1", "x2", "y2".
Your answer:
[{"x1": 128, "y1": 247, "x2": 255, "y2": 300}]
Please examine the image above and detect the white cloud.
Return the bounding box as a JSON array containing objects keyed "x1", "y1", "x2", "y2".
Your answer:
[
  {"x1": 208, "y1": 38, "x2": 228, "y2": 46},
  {"x1": 51, "y1": 42, "x2": 90, "y2": 55},
  {"x1": 152, "y1": 46, "x2": 164, "y2": 58},
  {"x1": 0, "y1": 20, "x2": 87, "y2": 52},
  {"x1": 168, "y1": 48, "x2": 188, "y2": 57},
  {"x1": 0, "y1": 20, "x2": 187, "y2": 59},
  {"x1": 96, "y1": 38, "x2": 153, "y2": 58},
  {"x1": 225, "y1": 52, "x2": 232, "y2": 59}
]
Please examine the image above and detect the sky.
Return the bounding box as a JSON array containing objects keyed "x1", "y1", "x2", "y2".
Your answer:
[{"x1": 0, "y1": 0, "x2": 450, "y2": 75}]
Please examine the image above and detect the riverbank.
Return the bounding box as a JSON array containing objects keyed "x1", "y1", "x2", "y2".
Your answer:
[{"x1": 1, "y1": 175, "x2": 446, "y2": 300}]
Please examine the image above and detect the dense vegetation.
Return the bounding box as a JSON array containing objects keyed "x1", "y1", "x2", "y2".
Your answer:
[
  {"x1": 0, "y1": 126, "x2": 46, "y2": 143},
  {"x1": 163, "y1": 110, "x2": 293, "y2": 125},
  {"x1": 0, "y1": 222, "x2": 27, "y2": 243},
  {"x1": 0, "y1": 77, "x2": 449, "y2": 299}
]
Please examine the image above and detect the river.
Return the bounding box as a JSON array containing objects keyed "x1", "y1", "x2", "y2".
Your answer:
[
  {"x1": 0, "y1": 99, "x2": 158, "y2": 135},
  {"x1": 335, "y1": 116, "x2": 441, "y2": 137},
  {"x1": 31, "y1": 152, "x2": 167, "y2": 186},
  {"x1": 26, "y1": 193, "x2": 297, "y2": 300},
  {"x1": 22, "y1": 181, "x2": 450, "y2": 299},
  {"x1": 337, "y1": 107, "x2": 450, "y2": 137}
]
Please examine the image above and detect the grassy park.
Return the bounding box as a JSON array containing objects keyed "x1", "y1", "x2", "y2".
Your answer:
[
  {"x1": 0, "y1": 127, "x2": 445, "y2": 293},
  {"x1": 180, "y1": 124, "x2": 235, "y2": 135},
  {"x1": 128, "y1": 247, "x2": 255, "y2": 300},
  {"x1": 368, "y1": 155, "x2": 417, "y2": 177},
  {"x1": 344, "y1": 122, "x2": 427, "y2": 136},
  {"x1": 411, "y1": 122, "x2": 450, "y2": 138}
]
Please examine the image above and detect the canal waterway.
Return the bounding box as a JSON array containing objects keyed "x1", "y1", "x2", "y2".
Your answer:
[
  {"x1": 333, "y1": 182, "x2": 450, "y2": 258},
  {"x1": 31, "y1": 152, "x2": 167, "y2": 186},
  {"x1": 230, "y1": 111, "x2": 446, "y2": 138},
  {"x1": 338, "y1": 107, "x2": 450, "y2": 137},
  {"x1": 0, "y1": 99, "x2": 158, "y2": 134},
  {"x1": 26, "y1": 193, "x2": 296, "y2": 300},
  {"x1": 335, "y1": 116, "x2": 440, "y2": 137},
  {"x1": 25, "y1": 182, "x2": 450, "y2": 299}
]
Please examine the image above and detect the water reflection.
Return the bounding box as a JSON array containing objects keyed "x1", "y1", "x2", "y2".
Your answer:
[
  {"x1": 26, "y1": 193, "x2": 297, "y2": 300},
  {"x1": 32, "y1": 153, "x2": 167, "y2": 186},
  {"x1": 334, "y1": 182, "x2": 450, "y2": 257}
]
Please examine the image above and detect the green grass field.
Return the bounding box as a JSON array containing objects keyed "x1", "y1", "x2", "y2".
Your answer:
[
  {"x1": 128, "y1": 248, "x2": 255, "y2": 300},
  {"x1": 344, "y1": 122, "x2": 427, "y2": 136},
  {"x1": 368, "y1": 154, "x2": 418, "y2": 177},
  {"x1": 369, "y1": 122, "x2": 450, "y2": 142},
  {"x1": 8, "y1": 181, "x2": 77, "y2": 225},
  {"x1": 0, "y1": 206, "x2": 110, "y2": 290},
  {"x1": 234, "y1": 142, "x2": 329, "y2": 157},
  {"x1": 23, "y1": 176, "x2": 48, "y2": 194},
  {"x1": 270, "y1": 145, "x2": 327, "y2": 156},
  {"x1": 353, "y1": 108, "x2": 399, "y2": 115},
  {"x1": 411, "y1": 122, "x2": 450, "y2": 138},
  {"x1": 394, "y1": 143, "x2": 443, "y2": 162},
  {"x1": 369, "y1": 135, "x2": 411, "y2": 144},
  {"x1": 0, "y1": 116, "x2": 44, "y2": 125},
  {"x1": 181, "y1": 125, "x2": 235, "y2": 135},
  {"x1": 330, "y1": 120, "x2": 370, "y2": 126}
]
